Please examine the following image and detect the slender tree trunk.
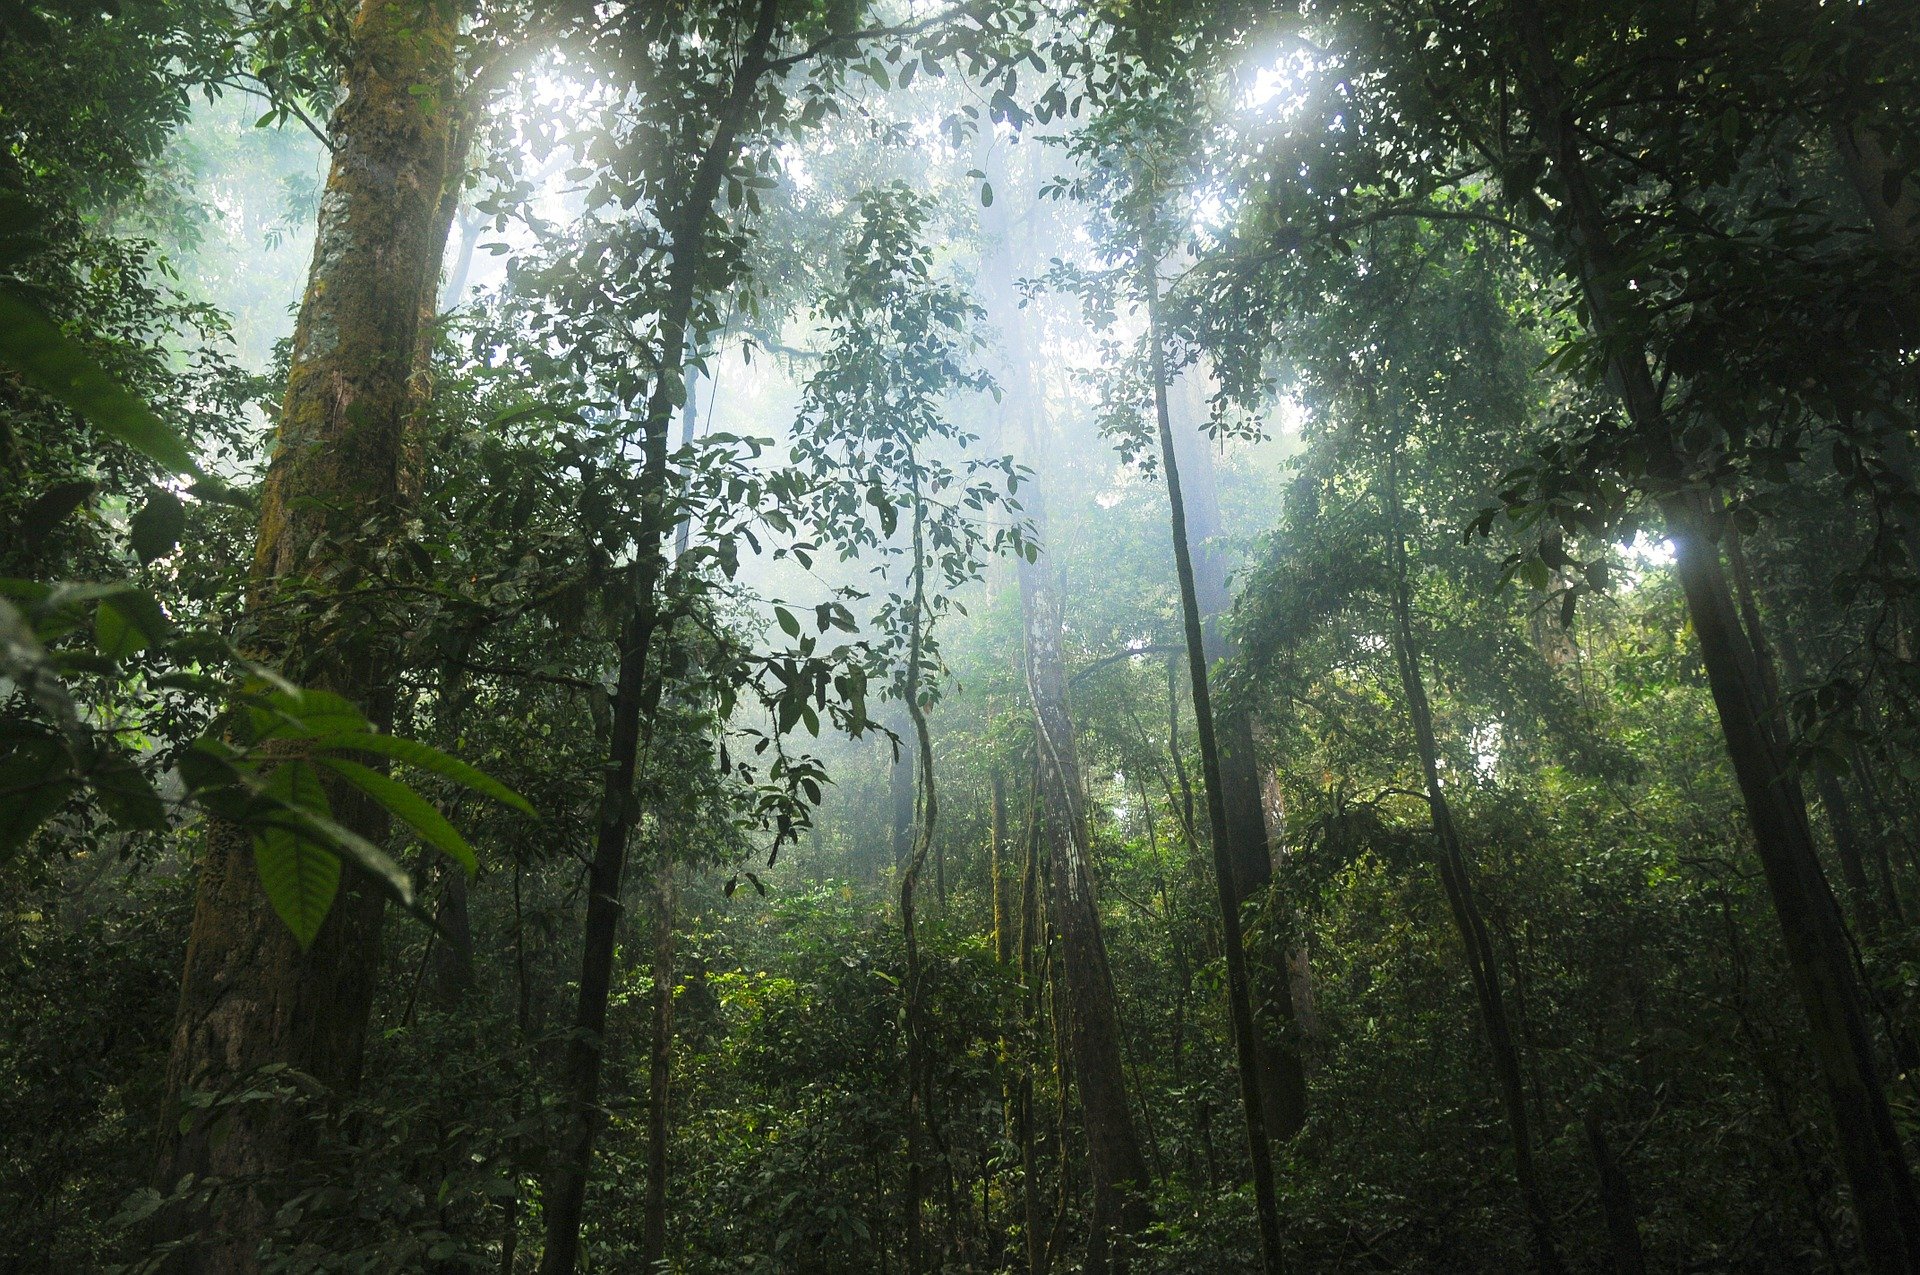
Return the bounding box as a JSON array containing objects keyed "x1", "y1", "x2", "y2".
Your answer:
[
  {"x1": 890, "y1": 709, "x2": 917, "y2": 871},
  {"x1": 1017, "y1": 497, "x2": 1150, "y2": 1273},
  {"x1": 1167, "y1": 374, "x2": 1309, "y2": 1141},
  {"x1": 993, "y1": 767, "x2": 1011, "y2": 965},
  {"x1": 640, "y1": 860, "x2": 675, "y2": 1269},
  {"x1": 902, "y1": 477, "x2": 939, "y2": 1275},
  {"x1": 1511, "y1": 9, "x2": 1920, "y2": 1268},
  {"x1": 1382, "y1": 444, "x2": 1562, "y2": 1273},
  {"x1": 539, "y1": 5, "x2": 782, "y2": 1268},
  {"x1": 1729, "y1": 526, "x2": 1891, "y2": 930},
  {"x1": 1582, "y1": 1108, "x2": 1646, "y2": 1275},
  {"x1": 424, "y1": 658, "x2": 480, "y2": 1007},
  {"x1": 1018, "y1": 787, "x2": 1045, "y2": 1275},
  {"x1": 152, "y1": 6, "x2": 465, "y2": 1269},
  {"x1": 1145, "y1": 263, "x2": 1285, "y2": 1274}
]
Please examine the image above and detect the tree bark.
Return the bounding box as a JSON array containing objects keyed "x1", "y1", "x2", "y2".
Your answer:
[
  {"x1": 1145, "y1": 263, "x2": 1286, "y2": 1274},
  {"x1": 1017, "y1": 488, "x2": 1151, "y2": 1272},
  {"x1": 1511, "y1": 8, "x2": 1920, "y2": 1268},
  {"x1": 152, "y1": 5, "x2": 465, "y2": 1269},
  {"x1": 902, "y1": 475, "x2": 940, "y2": 1275},
  {"x1": 981, "y1": 150, "x2": 1149, "y2": 1271}
]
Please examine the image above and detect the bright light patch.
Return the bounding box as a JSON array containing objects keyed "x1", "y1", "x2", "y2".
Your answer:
[{"x1": 1243, "y1": 47, "x2": 1316, "y2": 115}]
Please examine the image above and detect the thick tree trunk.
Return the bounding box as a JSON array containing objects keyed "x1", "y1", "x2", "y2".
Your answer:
[
  {"x1": 1145, "y1": 266, "x2": 1285, "y2": 1274},
  {"x1": 1167, "y1": 373, "x2": 1309, "y2": 1140},
  {"x1": 1512, "y1": 8, "x2": 1920, "y2": 1268},
  {"x1": 1383, "y1": 447, "x2": 1562, "y2": 1273},
  {"x1": 152, "y1": 5, "x2": 464, "y2": 1269}
]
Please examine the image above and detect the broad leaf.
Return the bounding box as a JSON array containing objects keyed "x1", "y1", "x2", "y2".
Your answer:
[
  {"x1": 129, "y1": 488, "x2": 186, "y2": 564},
  {"x1": 316, "y1": 756, "x2": 478, "y2": 874},
  {"x1": 252, "y1": 762, "x2": 340, "y2": 948},
  {"x1": 0, "y1": 287, "x2": 200, "y2": 476},
  {"x1": 312, "y1": 730, "x2": 535, "y2": 816}
]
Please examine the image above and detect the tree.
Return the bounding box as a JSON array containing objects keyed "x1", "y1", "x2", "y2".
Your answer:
[{"x1": 153, "y1": 5, "x2": 482, "y2": 1267}]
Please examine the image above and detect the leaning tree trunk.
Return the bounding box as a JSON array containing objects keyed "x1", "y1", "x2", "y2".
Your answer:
[
  {"x1": 1166, "y1": 371, "x2": 1309, "y2": 1141},
  {"x1": 1512, "y1": 7, "x2": 1920, "y2": 1268},
  {"x1": 1144, "y1": 263, "x2": 1285, "y2": 1274},
  {"x1": 1382, "y1": 445, "x2": 1563, "y2": 1273},
  {"x1": 536, "y1": 5, "x2": 782, "y2": 1270},
  {"x1": 152, "y1": 4, "x2": 465, "y2": 1269}
]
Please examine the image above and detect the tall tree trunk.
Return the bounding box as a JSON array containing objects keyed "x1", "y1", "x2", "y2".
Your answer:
[
  {"x1": 1582, "y1": 1108, "x2": 1647, "y2": 1275},
  {"x1": 1257, "y1": 768, "x2": 1319, "y2": 1046},
  {"x1": 1727, "y1": 522, "x2": 1891, "y2": 930},
  {"x1": 538, "y1": 4, "x2": 782, "y2": 1268},
  {"x1": 1511, "y1": 9, "x2": 1920, "y2": 1268},
  {"x1": 982, "y1": 153, "x2": 1149, "y2": 1270},
  {"x1": 1144, "y1": 264, "x2": 1285, "y2": 1274},
  {"x1": 152, "y1": 5, "x2": 465, "y2": 1269},
  {"x1": 1018, "y1": 489, "x2": 1150, "y2": 1273},
  {"x1": 890, "y1": 708, "x2": 917, "y2": 871},
  {"x1": 1166, "y1": 373, "x2": 1309, "y2": 1140},
  {"x1": 1013, "y1": 402, "x2": 1150, "y2": 1275},
  {"x1": 640, "y1": 859, "x2": 675, "y2": 1270},
  {"x1": 1018, "y1": 785, "x2": 1046, "y2": 1275},
  {"x1": 1382, "y1": 444, "x2": 1562, "y2": 1273},
  {"x1": 902, "y1": 476, "x2": 940, "y2": 1275}
]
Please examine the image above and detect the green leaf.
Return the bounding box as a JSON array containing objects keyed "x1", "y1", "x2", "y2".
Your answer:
[
  {"x1": 315, "y1": 756, "x2": 477, "y2": 874},
  {"x1": 0, "y1": 730, "x2": 74, "y2": 861},
  {"x1": 0, "y1": 288, "x2": 200, "y2": 477},
  {"x1": 20, "y1": 479, "x2": 94, "y2": 543},
  {"x1": 252, "y1": 762, "x2": 340, "y2": 948},
  {"x1": 246, "y1": 686, "x2": 370, "y2": 742},
  {"x1": 311, "y1": 730, "x2": 535, "y2": 817},
  {"x1": 129, "y1": 488, "x2": 186, "y2": 564},
  {"x1": 94, "y1": 599, "x2": 148, "y2": 661},
  {"x1": 775, "y1": 605, "x2": 801, "y2": 638}
]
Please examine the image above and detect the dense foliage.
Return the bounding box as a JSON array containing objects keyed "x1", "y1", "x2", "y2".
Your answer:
[{"x1": 5, "y1": 0, "x2": 1920, "y2": 1272}]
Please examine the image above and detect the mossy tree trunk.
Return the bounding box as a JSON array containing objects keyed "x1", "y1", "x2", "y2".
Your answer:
[{"x1": 152, "y1": 3, "x2": 468, "y2": 1270}]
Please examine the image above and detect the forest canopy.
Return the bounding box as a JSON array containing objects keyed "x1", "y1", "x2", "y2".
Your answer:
[{"x1": 3, "y1": 0, "x2": 1920, "y2": 1271}]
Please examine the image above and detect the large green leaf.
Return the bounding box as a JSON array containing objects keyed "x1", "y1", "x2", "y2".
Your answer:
[
  {"x1": 251, "y1": 762, "x2": 340, "y2": 949},
  {"x1": 0, "y1": 729, "x2": 74, "y2": 862},
  {"x1": 246, "y1": 685, "x2": 370, "y2": 743},
  {"x1": 313, "y1": 730, "x2": 535, "y2": 817},
  {"x1": 0, "y1": 287, "x2": 200, "y2": 477},
  {"x1": 129, "y1": 488, "x2": 186, "y2": 564},
  {"x1": 316, "y1": 756, "x2": 478, "y2": 874}
]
